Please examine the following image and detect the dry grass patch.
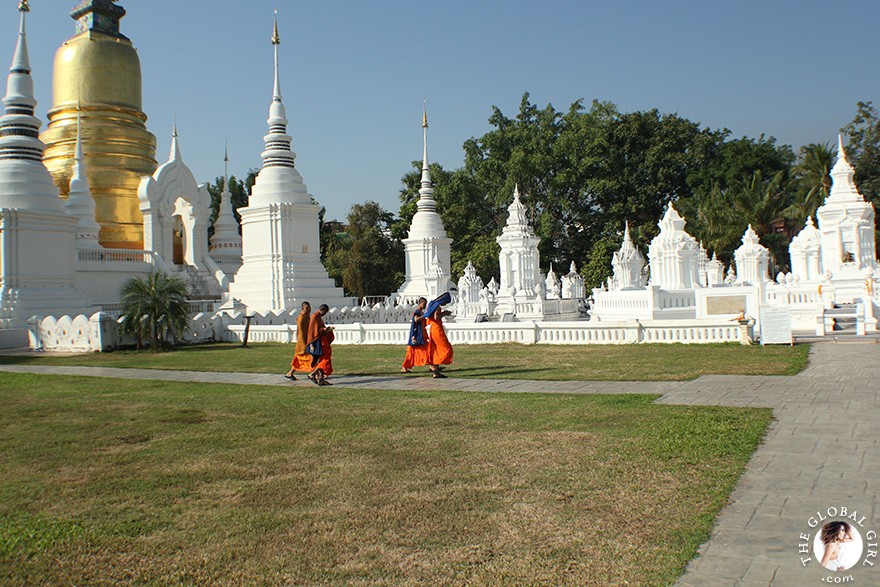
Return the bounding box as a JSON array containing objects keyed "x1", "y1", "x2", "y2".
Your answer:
[{"x1": 1, "y1": 373, "x2": 770, "y2": 585}]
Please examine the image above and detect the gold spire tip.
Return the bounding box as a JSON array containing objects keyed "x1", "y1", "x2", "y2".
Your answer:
[
  {"x1": 272, "y1": 15, "x2": 280, "y2": 45},
  {"x1": 18, "y1": 0, "x2": 30, "y2": 13},
  {"x1": 422, "y1": 107, "x2": 428, "y2": 129}
]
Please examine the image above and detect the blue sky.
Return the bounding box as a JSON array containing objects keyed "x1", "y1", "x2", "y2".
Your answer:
[{"x1": 11, "y1": 0, "x2": 880, "y2": 221}]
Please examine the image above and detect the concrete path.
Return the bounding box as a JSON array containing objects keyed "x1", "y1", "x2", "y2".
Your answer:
[{"x1": 1, "y1": 341, "x2": 878, "y2": 586}]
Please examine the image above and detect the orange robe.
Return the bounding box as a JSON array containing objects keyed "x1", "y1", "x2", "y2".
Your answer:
[
  {"x1": 402, "y1": 311, "x2": 429, "y2": 370},
  {"x1": 307, "y1": 313, "x2": 333, "y2": 376},
  {"x1": 290, "y1": 311, "x2": 313, "y2": 372},
  {"x1": 426, "y1": 316, "x2": 453, "y2": 366}
]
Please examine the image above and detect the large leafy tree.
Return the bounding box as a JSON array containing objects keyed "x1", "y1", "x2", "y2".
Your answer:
[
  {"x1": 119, "y1": 272, "x2": 190, "y2": 351},
  {"x1": 393, "y1": 93, "x2": 803, "y2": 287},
  {"x1": 325, "y1": 201, "x2": 405, "y2": 299}
]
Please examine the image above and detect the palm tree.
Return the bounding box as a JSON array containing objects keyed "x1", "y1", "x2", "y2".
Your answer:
[
  {"x1": 119, "y1": 272, "x2": 190, "y2": 350},
  {"x1": 785, "y1": 142, "x2": 834, "y2": 223}
]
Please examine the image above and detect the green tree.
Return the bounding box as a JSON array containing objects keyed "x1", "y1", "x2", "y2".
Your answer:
[
  {"x1": 843, "y1": 101, "x2": 880, "y2": 203},
  {"x1": 843, "y1": 101, "x2": 880, "y2": 256},
  {"x1": 119, "y1": 272, "x2": 190, "y2": 351},
  {"x1": 325, "y1": 201, "x2": 405, "y2": 299},
  {"x1": 785, "y1": 142, "x2": 834, "y2": 224}
]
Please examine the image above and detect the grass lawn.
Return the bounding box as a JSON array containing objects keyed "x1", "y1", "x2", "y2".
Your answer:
[
  {"x1": 0, "y1": 341, "x2": 811, "y2": 381},
  {"x1": 0, "y1": 373, "x2": 771, "y2": 586}
]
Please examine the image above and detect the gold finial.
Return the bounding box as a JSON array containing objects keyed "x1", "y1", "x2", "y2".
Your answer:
[
  {"x1": 18, "y1": 0, "x2": 30, "y2": 12},
  {"x1": 272, "y1": 10, "x2": 280, "y2": 45},
  {"x1": 422, "y1": 102, "x2": 428, "y2": 129}
]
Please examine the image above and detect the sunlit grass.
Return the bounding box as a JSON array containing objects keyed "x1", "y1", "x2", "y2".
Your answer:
[
  {"x1": 0, "y1": 341, "x2": 810, "y2": 381},
  {"x1": 0, "y1": 372, "x2": 770, "y2": 586}
]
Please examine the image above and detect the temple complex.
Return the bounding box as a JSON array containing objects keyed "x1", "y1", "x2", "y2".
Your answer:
[{"x1": 1, "y1": 1, "x2": 878, "y2": 351}]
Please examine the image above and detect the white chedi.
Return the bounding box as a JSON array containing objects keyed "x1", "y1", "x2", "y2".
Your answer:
[
  {"x1": 562, "y1": 261, "x2": 585, "y2": 299},
  {"x1": 544, "y1": 264, "x2": 561, "y2": 299},
  {"x1": 815, "y1": 136, "x2": 877, "y2": 274},
  {"x1": 705, "y1": 252, "x2": 725, "y2": 286},
  {"x1": 733, "y1": 224, "x2": 770, "y2": 285},
  {"x1": 209, "y1": 145, "x2": 243, "y2": 276},
  {"x1": 395, "y1": 107, "x2": 454, "y2": 301},
  {"x1": 789, "y1": 216, "x2": 823, "y2": 282},
  {"x1": 611, "y1": 221, "x2": 645, "y2": 290},
  {"x1": 65, "y1": 109, "x2": 101, "y2": 249},
  {"x1": 229, "y1": 16, "x2": 348, "y2": 311},
  {"x1": 648, "y1": 202, "x2": 702, "y2": 289},
  {"x1": 497, "y1": 185, "x2": 541, "y2": 299},
  {"x1": 457, "y1": 261, "x2": 483, "y2": 304}
]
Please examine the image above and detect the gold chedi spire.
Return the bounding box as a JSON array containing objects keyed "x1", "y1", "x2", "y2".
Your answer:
[{"x1": 40, "y1": 1, "x2": 157, "y2": 250}]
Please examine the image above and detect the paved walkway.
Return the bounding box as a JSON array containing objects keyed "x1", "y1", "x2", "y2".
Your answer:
[{"x1": 2, "y1": 341, "x2": 878, "y2": 586}]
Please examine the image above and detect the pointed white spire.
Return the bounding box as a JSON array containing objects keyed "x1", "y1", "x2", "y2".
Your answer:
[
  {"x1": 827, "y1": 134, "x2": 862, "y2": 203},
  {"x1": 170, "y1": 117, "x2": 181, "y2": 161},
  {"x1": 272, "y1": 10, "x2": 281, "y2": 101},
  {"x1": 0, "y1": 1, "x2": 63, "y2": 212},
  {"x1": 66, "y1": 106, "x2": 101, "y2": 248},
  {"x1": 416, "y1": 103, "x2": 437, "y2": 214},
  {"x1": 210, "y1": 142, "x2": 243, "y2": 263},
  {"x1": 258, "y1": 10, "x2": 297, "y2": 173}
]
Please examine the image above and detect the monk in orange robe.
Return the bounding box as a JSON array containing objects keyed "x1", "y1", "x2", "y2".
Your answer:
[
  {"x1": 401, "y1": 297, "x2": 429, "y2": 373},
  {"x1": 306, "y1": 304, "x2": 334, "y2": 385},
  {"x1": 425, "y1": 292, "x2": 453, "y2": 378},
  {"x1": 285, "y1": 301, "x2": 312, "y2": 380}
]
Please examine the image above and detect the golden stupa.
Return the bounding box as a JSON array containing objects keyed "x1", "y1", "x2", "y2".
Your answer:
[{"x1": 41, "y1": 0, "x2": 157, "y2": 250}]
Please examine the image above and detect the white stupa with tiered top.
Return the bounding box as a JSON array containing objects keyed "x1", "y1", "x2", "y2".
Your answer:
[
  {"x1": 497, "y1": 185, "x2": 541, "y2": 298},
  {"x1": 0, "y1": 2, "x2": 92, "y2": 345},
  {"x1": 610, "y1": 221, "x2": 646, "y2": 290},
  {"x1": 65, "y1": 107, "x2": 102, "y2": 249},
  {"x1": 815, "y1": 136, "x2": 877, "y2": 275},
  {"x1": 394, "y1": 107, "x2": 454, "y2": 303},
  {"x1": 209, "y1": 144, "x2": 243, "y2": 276},
  {"x1": 734, "y1": 224, "x2": 770, "y2": 285},
  {"x1": 229, "y1": 14, "x2": 349, "y2": 311},
  {"x1": 648, "y1": 202, "x2": 702, "y2": 290}
]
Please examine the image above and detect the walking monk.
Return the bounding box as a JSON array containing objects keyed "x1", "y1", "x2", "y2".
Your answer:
[
  {"x1": 425, "y1": 292, "x2": 453, "y2": 378},
  {"x1": 401, "y1": 297, "x2": 428, "y2": 373},
  {"x1": 306, "y1": 304, "x2": 334, "y2": 385},
  {"x1": 285, "y1": 301, "x2": 312, "y2": 380}
]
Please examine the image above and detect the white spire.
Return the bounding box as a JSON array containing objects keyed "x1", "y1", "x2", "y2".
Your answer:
[
  {"x1": 416, "y1": 103, "x2": 436, "y2": 214},
  {"x1": 826, "y1": 134, "x2": 863, "y2": 203},
  {"x1": 210, "y1": 142, "x2": 243, "y2": 260},
  {"x1": 170, "y1": 117, "x2": 181, "y2": 161},
  {"x1": 260, "y1": 11, "x2": 296, "y2": 172},
  {"x1": 66, "y1": 107, "x2": 101, "y2": 248},
  {"x1": 0, "y1": 1, "x2": 63, "y2": 212}
]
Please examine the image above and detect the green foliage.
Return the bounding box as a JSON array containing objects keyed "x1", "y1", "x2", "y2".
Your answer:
[
  {"x1": 397, "y1": 93, "x2": 802, "y2": 284},
  {"x1": 118, "y1": 272, "x2": 190, "y2": 351},
  {"x1": 843, "y1": 101, "x2": 880, "y2": 256},
  {"x1": 582, "y1": 236, "x2": 619, "y2": 291},
  {"x1": 324, "y1": 201, "x2": 405, "y2": 299},
  {"x1": 785, "y1": 142, "x2": 834, "y2": 223}
]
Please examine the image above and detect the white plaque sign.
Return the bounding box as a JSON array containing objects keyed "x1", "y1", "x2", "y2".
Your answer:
[{"x1": 760, "y1": 307, "x2": 793, "y2": 345}]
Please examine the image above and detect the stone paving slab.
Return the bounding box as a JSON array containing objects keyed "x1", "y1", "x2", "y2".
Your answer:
[{"x1": 1, "y1": 341, "x2": 878, "y2": 586}]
